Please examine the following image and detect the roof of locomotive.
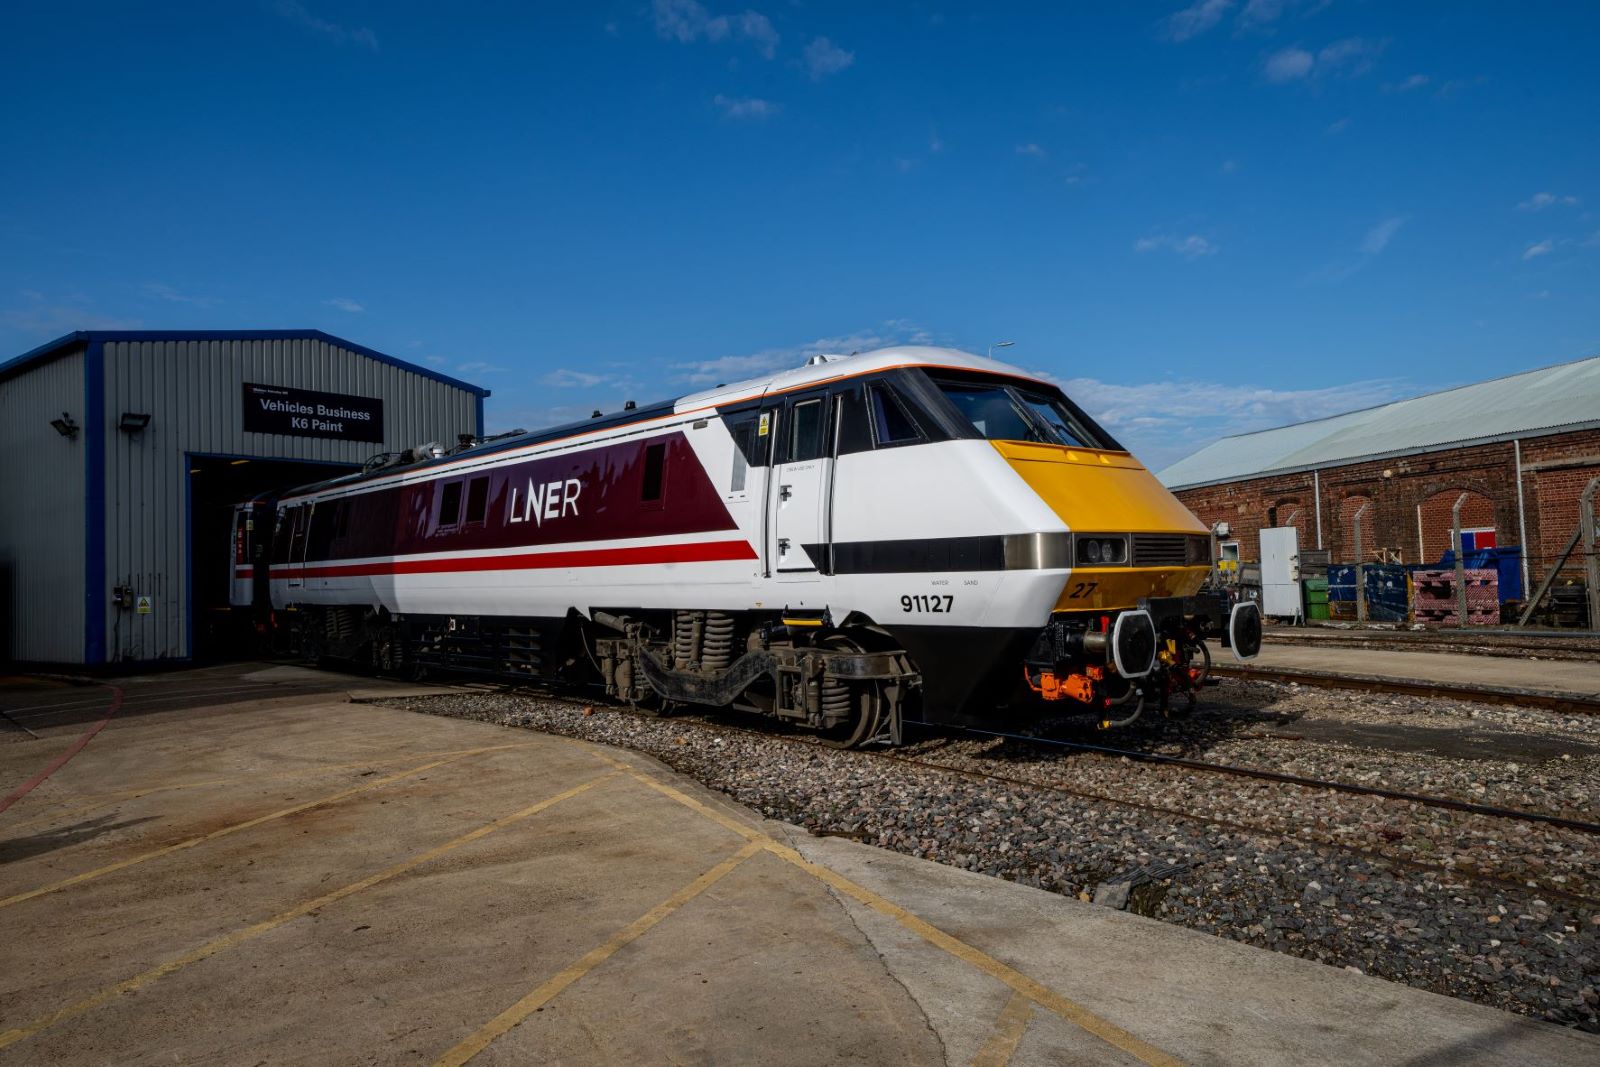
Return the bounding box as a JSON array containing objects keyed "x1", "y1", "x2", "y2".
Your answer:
[{"x1": 276, "y1": 347, "x2": 1047, "y2": 502}]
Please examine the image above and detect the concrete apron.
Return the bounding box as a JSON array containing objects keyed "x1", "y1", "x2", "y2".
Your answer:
[{"x1": 0, "y1": 688, "x2": 1593, "y2": 1067}]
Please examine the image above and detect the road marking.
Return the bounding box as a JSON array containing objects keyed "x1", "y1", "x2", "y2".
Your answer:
[
  {"x1": 0, "y1": 771, "x2": 617, "y2": 1052},
  {"x1": 431, "y1": 839, "x2": 763, "y2": 1067},
  {"x1": 0, "y1": 741, "x2": 535, "y2": 910},
  {"x1": 2, "y1": 741, "x2": 542, "y2": 835},
  {"x1": 972, "y1": 990, "x2": 1034, "y2": 1067},
  {"x1": 584, "y1": 749, "x2": 1186, "y2": 1067},
  {"x1": 0, "y1": 687, "x2": 123, "y2": 816}
]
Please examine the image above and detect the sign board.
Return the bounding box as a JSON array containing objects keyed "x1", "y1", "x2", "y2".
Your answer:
[
  {"x1": 135, "y1": 595, "x2": 153, "y2": 615},
  {"x1": 242, "y1": 383, "x2": 384, "y2": 442}
]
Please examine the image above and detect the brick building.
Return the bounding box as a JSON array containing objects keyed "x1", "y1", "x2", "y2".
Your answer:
[{"x1": 1157, "y1": 356, "x2": 1600, "y2": 596}]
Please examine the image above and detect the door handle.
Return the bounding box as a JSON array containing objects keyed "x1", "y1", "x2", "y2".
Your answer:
[
  {"x1": 778, "y1": 538, "x2": 790, "y2": 552},
  {"x1": 779, "y1": 484, "x2": 793, "y2": 501}
]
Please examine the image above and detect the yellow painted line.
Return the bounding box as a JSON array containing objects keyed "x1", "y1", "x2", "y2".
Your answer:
[
  {"x1": 0, "y1": 741, "x2": 535, "y2": 910},
  {"x1": 2, "y1": 741, "x2": 543, "y2": 834},
  {"x1": 971, "y1": 990, "x2": 1034, "y2": 1067},
  {"x1": 432, "y1": 839, "x2": 763, "y2": 1067},
  {"x1": 0, "y1": 772, "x2": 617, "y2": 1053},
  {"x1": 583, "y1": 750, "x2": 1186, "y2": 1067}
]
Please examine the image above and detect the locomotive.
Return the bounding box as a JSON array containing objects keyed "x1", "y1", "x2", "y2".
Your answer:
[{"x1": 230, "y1": 346, "x2": 1260, "y2": 746}]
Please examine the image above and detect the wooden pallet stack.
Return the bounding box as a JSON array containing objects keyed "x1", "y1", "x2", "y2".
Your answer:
[{"x1": 1411, "y1": 568, "x2": 1499, "y2": 626}]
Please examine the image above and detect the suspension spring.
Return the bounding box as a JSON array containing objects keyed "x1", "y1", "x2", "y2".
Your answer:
[
  {"x1": 701, "y1": 612, "x2": 735, "y2": 671},
  {"x1": 672, "y1": 612, "x2": 702, "y2": 670},
  {"x1": 820, "y1": 676, "x2": 853, "y2": 725}
]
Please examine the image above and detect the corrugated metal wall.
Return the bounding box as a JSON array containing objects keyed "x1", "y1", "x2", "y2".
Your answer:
[
  {"x1": 0, "y1": 346, "x2": 87, "y2": 662},
  {"x1": 102, "y1": 337, "x2": 478, "y2": 662}
]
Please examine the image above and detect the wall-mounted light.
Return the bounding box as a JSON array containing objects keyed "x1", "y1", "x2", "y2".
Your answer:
[
  {"x1": 50, "y1": 412, "x2": 79, "y2": 438},
  {"x1": 230, "y1": 458, "x2": 250, "y2": 466},
  {"x1": 119, "y1": 412, "x2": 152, "y2": 434}
]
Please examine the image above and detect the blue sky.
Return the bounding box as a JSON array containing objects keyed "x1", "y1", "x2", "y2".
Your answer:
[{"x1": 4, "y1": 1, "x2": 1597, "y2": 470}]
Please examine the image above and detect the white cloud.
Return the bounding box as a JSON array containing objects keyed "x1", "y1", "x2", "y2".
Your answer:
[
  {"x1": 1057, "y1": 374, "x2": 1410, "y2": 472},
  {"x1": 1219, "y1": 159, "x2": 1239, "y2": 174},
  {"x1": 1266, "y1": 38, "x2": 1382, "y2": 83},
  {"x1": 713, "y1": 94, "x2": 778, "y2": 120},
  {"x1": 1361, "y1": 216, "x2": 1407, "y2": 255},
  {"x1": 424, "y1": 355, "x2": 448, "y2": 367},
  {"x1": 542, "y1": 368, "x2": 618, "y2": 388},
  {"x1": 1236, "y1": 0, "x2": 1285, "y2": 31},
  {"x1": 271, "y1": 1, "x2": 378, "y2": 51},
  {"x1": 1516, "y1": 191, "x2": 1580, "y2": 211},
  {"x1": 672, "y1": 321, "x2": 935, "y2": 386},
  {"x1": 1163, "y1": 0, "x2": 1234, "y2": 42},
  {"x1": 141, "y1": 282, "x2": 217, "y2": 306},
  {"x1": 1317, "y1": 37, "x2": 1382, "y2": 76},
  {"x1": 1523, "y1": 240, "x2": 1554, "y2": 260},
  {"x1": 928, "y1": 128, "x2": 945, "y2": 153},
  {"x1": 803, "y1": 36, "x2": 854, "y2": 79},
  {"x1": 1388, "y1": 73, "x2": 1429, "y2": 92},
  {"x1": 1015, "y1": 142, "x2": 1046, "y2": 158},
  {"x1": 1326, "y1": 117, "x2": 1351, "y2": 135},
  {"x1": 652, "y1": 0, "x2": 778, "y2": 58},
  {"x1": 1263, "y1": 46, "x2": 1314, "y2": 82},
  {"x1": 456, "y1": 360, "x2": 505, "y2": 375},
  {"x1": 1134, "y1": 233, "x2": 1218, "y2": 259},
  {"x1": 323, "y1": 297, "x2": 365, "y2": 313}
]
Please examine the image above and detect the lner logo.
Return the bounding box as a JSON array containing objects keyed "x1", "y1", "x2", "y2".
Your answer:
[{"x1": 508, "y1": 478, "x2": 582, "y2": 526}]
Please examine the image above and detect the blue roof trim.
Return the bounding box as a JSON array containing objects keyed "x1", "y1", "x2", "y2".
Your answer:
[{"x1": 0, "y1": 330, "x2": 492, "y2": 397}]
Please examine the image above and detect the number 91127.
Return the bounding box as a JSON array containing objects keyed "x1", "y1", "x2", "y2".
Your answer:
[{"x1": 901, "y1": 594, "x2": 954, "y2": 613}]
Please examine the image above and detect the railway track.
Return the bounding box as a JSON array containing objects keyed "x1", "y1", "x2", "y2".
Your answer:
[
  {"x1": 1208, "y1": 663, "x2": 1600, "y2": 717},
  {"x1": 405, "y1": 680, "x2": 1600, "y2": 910}
]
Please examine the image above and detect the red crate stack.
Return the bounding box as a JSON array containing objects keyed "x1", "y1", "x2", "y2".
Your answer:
[{"x1": 1410, "y1": 568, "x2": 1499, "y2": 626}]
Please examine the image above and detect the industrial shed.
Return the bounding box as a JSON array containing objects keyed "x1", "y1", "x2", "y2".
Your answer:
[
  {"x1": 0, "y1": 330, "x2": 488, "y2": 666},
  {"x1": 1158, "y1": 355, "x2": 1600, "y2": 604}
]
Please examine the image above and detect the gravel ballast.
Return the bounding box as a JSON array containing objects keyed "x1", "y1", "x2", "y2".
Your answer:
[{"x1": 381, "y1": 680, "x2": 1600, "y2": 1033}]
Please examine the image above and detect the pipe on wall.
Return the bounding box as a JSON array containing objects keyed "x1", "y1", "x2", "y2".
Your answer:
[
  {"x1": 1313, "y1": 469, "x2": 1322, "y2": 549},
  {"x1": 1514, "y1": 439, "x2": 1531, "y2": 598}
]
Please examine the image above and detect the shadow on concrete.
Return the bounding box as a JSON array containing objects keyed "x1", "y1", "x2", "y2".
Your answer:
[
  {"x1": 1399, "y1": 1019, "x2": 1576, "y2": 1066},
  {"x1": 0, "y1": 813, "x2": 160, "y2": 865}
]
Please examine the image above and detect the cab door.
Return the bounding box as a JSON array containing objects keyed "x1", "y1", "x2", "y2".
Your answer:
[
  {"x1": 769, "y1": 391, "x2": 833, "y2": 581},
  {"x1": 287, "y1": 505, "x2": 310, "y2": 589}
]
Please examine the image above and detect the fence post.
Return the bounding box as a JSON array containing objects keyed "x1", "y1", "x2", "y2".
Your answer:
[
  {"x1": 1451, "y1": 492, "x2": 1470, "y2": 626},
  {"x1": 1583, "y1": 478, "x2": 1600, "y2": 630},
  {"x1": 1353, "y1": 500, "x2": 1371, "y2": 623}
]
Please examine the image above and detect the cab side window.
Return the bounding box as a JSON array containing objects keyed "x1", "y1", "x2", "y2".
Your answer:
[
  {"x1": 867, "y1": 382, "x2": 923, "y2": 447},
  {"x1": 786, "y1": 397, "x2": 826, "y2": 463}
]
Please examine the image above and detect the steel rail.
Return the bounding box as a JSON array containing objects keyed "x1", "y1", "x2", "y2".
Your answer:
[
  {"x1": 1207, "y1": 664, "x2": 1600, "y2": 717},
  {"x1": 903, "y1": 719, "x2": 1600, "y2": 836}
]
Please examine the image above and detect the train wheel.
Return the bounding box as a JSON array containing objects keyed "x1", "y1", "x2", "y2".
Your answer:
[{"x1": 816, "y1": 634, "x2": 884, "y2": 749}]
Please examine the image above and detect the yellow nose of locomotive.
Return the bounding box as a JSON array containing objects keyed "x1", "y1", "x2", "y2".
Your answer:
[{"x1": 993, "y1": 441, "x2": 1211, "y2": 611}]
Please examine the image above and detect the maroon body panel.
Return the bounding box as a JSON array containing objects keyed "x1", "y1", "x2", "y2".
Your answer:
[{"x1": 277, "y1": 431, "x2": 744, "y2": 565}]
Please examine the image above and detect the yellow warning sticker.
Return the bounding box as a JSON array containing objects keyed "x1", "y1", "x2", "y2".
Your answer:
[
  {"x1": 758, "y1": 413, "x2": 770, "y2": 437},
  {"x1": 135, "y1": 596, "x2": 153, "y2": 615}
]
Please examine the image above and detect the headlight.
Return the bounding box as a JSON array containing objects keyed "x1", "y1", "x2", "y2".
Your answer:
[{"x1": 1076, "y1": 536, "x2": 1127, "y2": 566}]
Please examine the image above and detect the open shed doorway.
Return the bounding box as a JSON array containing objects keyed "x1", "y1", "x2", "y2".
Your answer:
[{"x1": 188, "y1": 455, "x2": 357, "y2": 661}]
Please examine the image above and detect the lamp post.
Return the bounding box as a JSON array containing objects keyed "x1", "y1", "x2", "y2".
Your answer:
[{"x1": 988, "y1": 341, "x2": 1015, "y2": 358}]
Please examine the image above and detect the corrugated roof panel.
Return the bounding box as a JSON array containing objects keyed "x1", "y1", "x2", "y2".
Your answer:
[{"x1": 1159, "y1": 354, "x2": 1600, "y2": 488}]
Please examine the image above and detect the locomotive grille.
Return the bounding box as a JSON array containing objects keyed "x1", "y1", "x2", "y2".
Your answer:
[{"x1": 1132, "y1": 534, "x2": 1206, "y2": 567}]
